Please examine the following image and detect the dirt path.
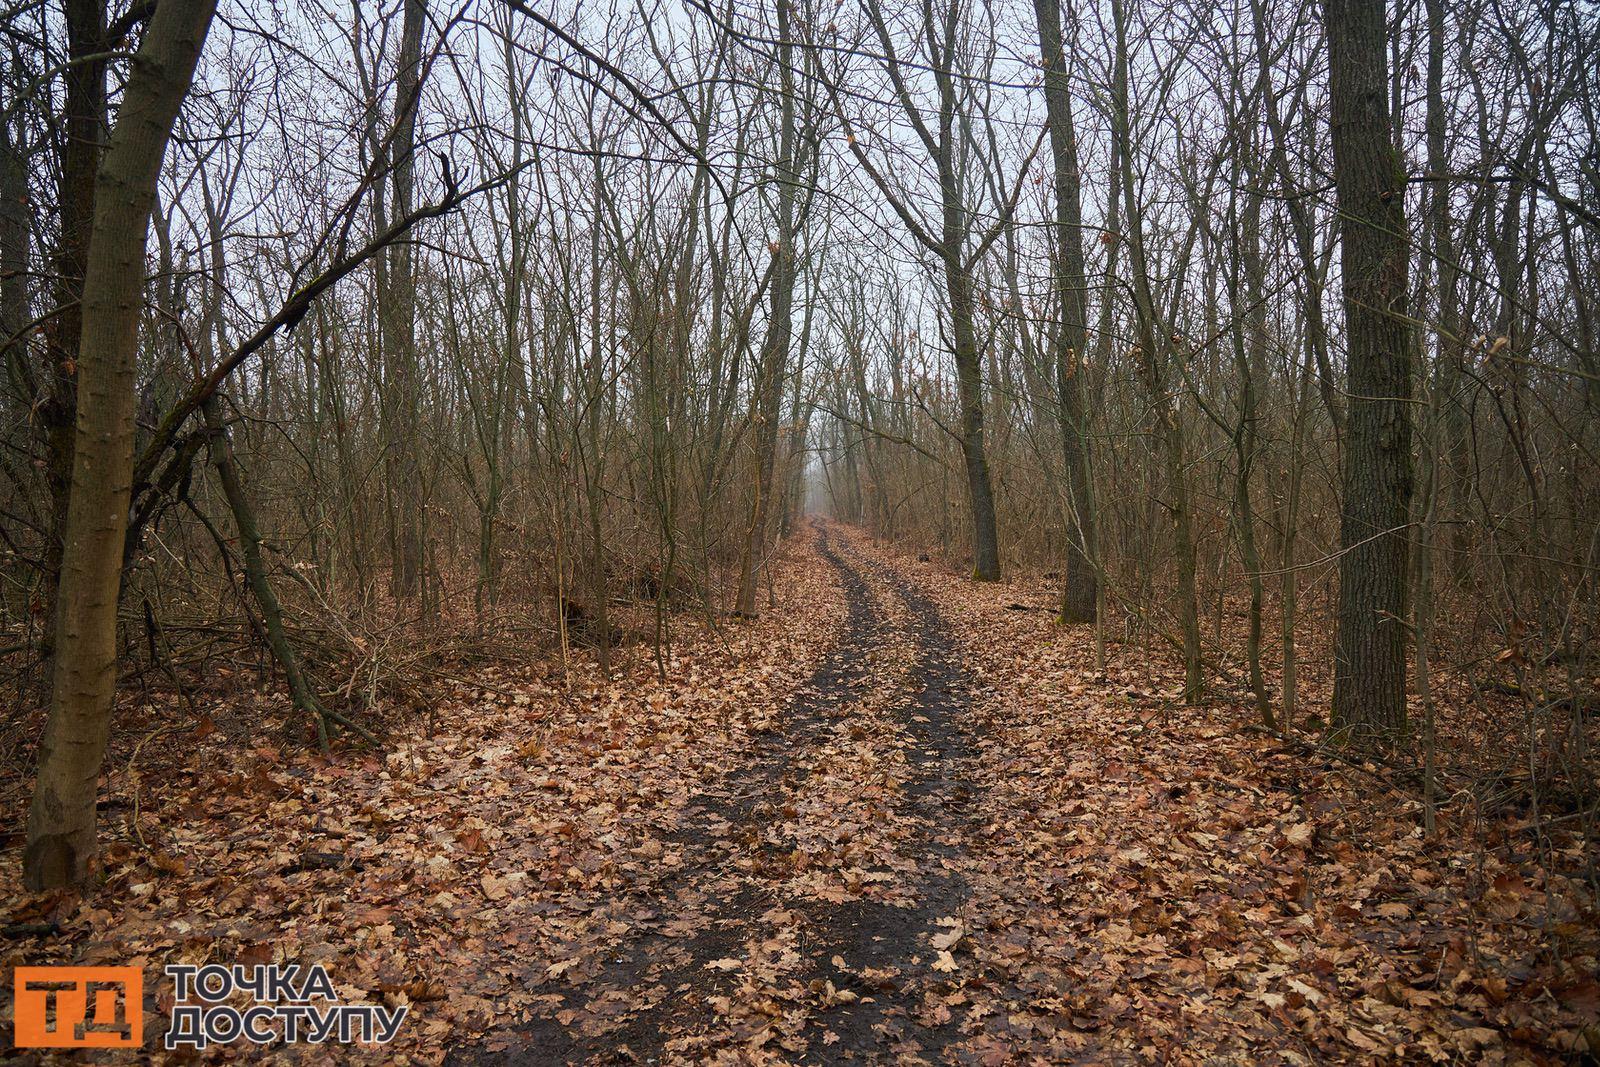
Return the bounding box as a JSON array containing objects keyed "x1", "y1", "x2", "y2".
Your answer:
[
  {"x1": 431, "y1": 521, "x2": 1598, "y2": 1065},
  {"x1": 457, "y1": 527, "x2": 985, "y2": 1064},
  {"x1": 7, "y1": 521, "x2": 1587, "y2": 1063},
  {"x1": 779, "y1": 556, "x2": 980, "y2": 1063}
]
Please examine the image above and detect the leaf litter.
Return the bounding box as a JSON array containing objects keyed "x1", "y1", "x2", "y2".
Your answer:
[{"x1": 3, "y1": 523, "x2": 1596, "y2": 1064}]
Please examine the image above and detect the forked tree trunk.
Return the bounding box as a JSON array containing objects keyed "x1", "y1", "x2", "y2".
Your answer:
[
  {"x1": 847, "y1": 0, "x2": 1003, "y2": 582},
  {"x1": 928, "y1": 1, "x2": 999, "y2": 583},
  {"x1": 24, "y1": 0, "x2": 217, "y2": 890},
  {"x1": 1325, "y1": 0, "x2": 1415, "y2": 742}
]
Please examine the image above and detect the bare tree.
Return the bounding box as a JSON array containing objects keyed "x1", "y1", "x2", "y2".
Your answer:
[
  {"x1": 1032, "y1": 0, "x2": 1100, "y2": 624},
  {"x1": 24, "y1": 0, "x2": 218, "y2": 890},
  {"x1": 1325, "y1": 0, "x2": 1416, "y2": 743},
  {"x1": 834, "y1": 0, "x2": 1031, "y2": 581}
]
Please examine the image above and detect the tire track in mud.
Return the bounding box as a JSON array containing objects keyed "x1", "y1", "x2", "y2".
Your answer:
[
  {"x1": 783, "y1": 551, "x2": 979, "y2": 1064},
  {"x1": 452, "y1": 527, "x2": 981, "y2": 1065},
  {"x1": 454, "y1": 527, "x2": 881, "y2": 1064}
]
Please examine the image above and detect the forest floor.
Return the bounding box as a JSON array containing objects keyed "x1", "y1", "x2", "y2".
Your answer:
[{"x1": 2, "y1": 521, "x2": 1598, "y2": 1064}]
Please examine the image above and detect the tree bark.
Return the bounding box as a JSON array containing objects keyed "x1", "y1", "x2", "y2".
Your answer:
[
  {"x1": 845, "y1": 0, "x2": 1003, "y2": 581},
  {"x1": 1325, "y1": 0, "x2": 1415, "y2": 742},
  {"x1": 36, "y1": 0, "x2": 111, "y2": 667},
  {"x1": 24, "y1": 0, "x2": 217, "y2": 889},
  {"x1": 1231, "y1": 177, "x2": 1274, "y2": 729},
  {"x1": 1032, "y1": 0, "x2": 1099, "y2": 622},
  {"x1": 586, "y1": 152, "x2": 612, "y2": 672},
  {"x1": 944, "y1": 254, "x2": 1001, "y2": 582},
  {"x1": 0, "y1": 74, "x2": 31, "y2": 400},
  {"x1": 201, "y1": 394, "x2": 334, "y2": 749}
]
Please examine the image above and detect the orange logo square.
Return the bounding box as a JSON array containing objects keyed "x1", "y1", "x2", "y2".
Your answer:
[{"x1": 13, "y1": 966, "x2": 143, "y2": 1049}]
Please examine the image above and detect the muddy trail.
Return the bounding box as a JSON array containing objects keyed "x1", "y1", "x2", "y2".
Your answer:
[
  {"x1": 779, "y1": 569, "x2": 980, "y2": 1063},
  {"x1": 456, "y1": 529, "x2": 984, "y2": 1064},
  {"x1": 11, "y1": 519, "x2": 1581, "y2": 1065}
]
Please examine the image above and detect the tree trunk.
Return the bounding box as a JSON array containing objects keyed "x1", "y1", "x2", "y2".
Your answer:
[
  {"x1": 1233, "y1": 197, "x2": 1274, "y2": 730},
  {"x1": 944, "y1": 256, "x2": 1001, "y2": 582},
  {"x1": 24, "y1": 0, "x2": 217, "y2": 890},
  {"x1": 931, "y1": 12, "x2": 999, "y2": 583},
  {"x1": 0, "y1": 74, "x2": 31, "y2": 402},
  {"x1": 1111, "y1": 0, "x2": 1201, "y2": 702},
  {"x1": 737, "y1": 0, "x2": 801, "y2": 616},
  {"x1": 202, "y1": 394, "x2": 333, "y2": 748},
  {"x1": 382, "y1": 0, "x2": 426, "y2": 600},
  {"x1": 1032, "y1": 0, "x2": 1099, "y2": 622},
  {"x1": 586, "y1": 154, "x2": 612, "y2": 673},
  {"x1": 36, "y1": 0, "x2": 111, "y2": 668},
  {"x1": 1280, "y1": 341, "x2": 1315, "y2": 731},
  {"x1": 1326, "y1": 0, "x2": 1415, "y2": 743}
]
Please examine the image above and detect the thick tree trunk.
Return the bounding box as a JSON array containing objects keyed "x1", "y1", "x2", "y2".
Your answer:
[
  {"x1": 1032, "y1": 0, "x2": 1099, "y2": 623},
  {"x1": 1325, "y1": 0, "x2": 1415, "y2": 742},
  {"x1": 24, "y1": 0, "x2": 216, "y2": 890}
]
